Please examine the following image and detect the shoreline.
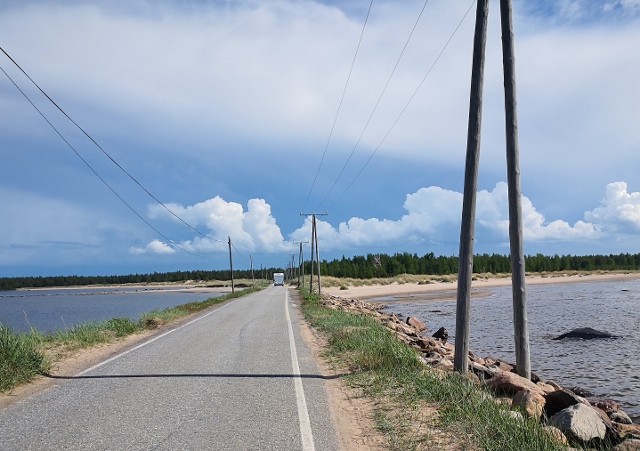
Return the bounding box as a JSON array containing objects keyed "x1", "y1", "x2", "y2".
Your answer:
[{"x1": 323, "y1": 271, "x2": 640, "y2": 300}]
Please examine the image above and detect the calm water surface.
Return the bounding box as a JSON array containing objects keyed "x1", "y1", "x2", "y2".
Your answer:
[
  {"x1": 0, "y1": 287, "x2": 223, "y2": 333},
  {"x1": 377, "y1": 278, "x2": 640, "y2": 421}
]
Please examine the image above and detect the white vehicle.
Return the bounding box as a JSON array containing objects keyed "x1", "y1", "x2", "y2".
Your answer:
[{"x1": 273, "y1": 273, "x2": 285, "y2": 286}]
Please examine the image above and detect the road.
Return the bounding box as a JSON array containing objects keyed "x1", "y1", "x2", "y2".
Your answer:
[{"x1": 0, "y1": 287, "x2": 339, "y2": 450}]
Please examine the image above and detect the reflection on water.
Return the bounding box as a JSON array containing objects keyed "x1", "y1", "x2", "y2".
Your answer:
[
  {"x1": 379, "y1": 279, "x2": 640, "y2": 422},
  {"x1": 0, "y1": 287, "x2": 223, "y2": 333}
]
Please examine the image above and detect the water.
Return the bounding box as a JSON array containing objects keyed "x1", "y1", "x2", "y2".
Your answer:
[
  {"x1": 377, "y1": 278, "x2": 640, "y2": 422},
  {"x1": 0, "y1": 287, "x2": 224, "y2": 333}
]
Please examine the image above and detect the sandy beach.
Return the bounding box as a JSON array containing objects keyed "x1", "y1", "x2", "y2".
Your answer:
[{"x1": 323, "y1": 272, "x2": 640, "y2": 301}]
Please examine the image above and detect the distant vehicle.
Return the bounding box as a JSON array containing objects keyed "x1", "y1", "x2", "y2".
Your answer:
[{"x1": 273, "y1": 273, "x2": 285, "y2": 286}]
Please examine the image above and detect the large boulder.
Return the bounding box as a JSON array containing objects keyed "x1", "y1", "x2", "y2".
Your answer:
[
  {"x1": 553, "y1": 327, "x2": 620, "y2": 340},
  {"x1": 544, "y1": 389, "x2": 590, "y2": 418},
  {"x1": 485, "y1": 370, "x2": 544, "y2": 397},
  {"x1": 548, "y1": 403, "x2": 607, "y2": 444}
]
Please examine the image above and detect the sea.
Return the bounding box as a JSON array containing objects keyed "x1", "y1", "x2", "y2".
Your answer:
[
  {"x1": 0, "y1": 286, "x2": 223, "y2": 334},
  {"x1": 374, "y1": 278, "x2": 640, "y2": 422}
]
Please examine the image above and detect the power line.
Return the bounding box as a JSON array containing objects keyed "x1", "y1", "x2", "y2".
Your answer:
[
  {"x1": 326, "y1": 1, "x2": 476, "y2": 211},
  {"x1": 316, "y1": 0, "x2": 432, "y2": 211},
  {"x1": 0, "y1": 45, "x2": 225, "y2": 246},
  {"x1": 298, "y1": 0, "x2": 375, "y2": 214},
  {"x1": 0, "y1": 63, "x2": 203, "y2": 258}
]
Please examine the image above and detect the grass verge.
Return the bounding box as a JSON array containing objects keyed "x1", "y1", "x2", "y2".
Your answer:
[
  {"x1": 299, "y1": 290, "x2": 567, "y2": 451},
  {"x1": 1, "y1": 284, "x2": 266, "y2": 392}
]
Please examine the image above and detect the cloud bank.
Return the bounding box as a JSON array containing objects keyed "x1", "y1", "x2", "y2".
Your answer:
[{"x1": 136, "y1": 181, "x2": 640, "y2": 255}]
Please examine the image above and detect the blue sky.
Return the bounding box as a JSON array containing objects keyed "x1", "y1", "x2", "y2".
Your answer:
[{"x1": 1, "y1": 0, "x2": 640, "y2": 277}]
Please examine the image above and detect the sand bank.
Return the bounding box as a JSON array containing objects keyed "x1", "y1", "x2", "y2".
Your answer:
[{"x1": 323, "y1": 272, "x2": 640, "y2": 301}]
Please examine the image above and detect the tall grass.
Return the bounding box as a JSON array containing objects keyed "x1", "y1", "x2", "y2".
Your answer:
[
  {"x1": 1, "y1": 284, "x2": 267, "y2": 392},
  {"x1": 300, "y1": 290, "x2": 567, "y2": 451},
  {"x1": 0, "y1": 323, "x2": 49, "y2": 391}
]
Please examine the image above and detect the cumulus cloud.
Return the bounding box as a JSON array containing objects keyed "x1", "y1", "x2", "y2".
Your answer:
[
  {"x1": 291, "y1": 182, "x2": 600, "y2": 251},
  {"x1": 145, "y1": 196, "x2": 291, "y2": 253},
  {"x1": 585, "y1": 182, "x2": 640, "y2": 233},
  {"x1": 130, "y1": 239, "x2": 176, "y2": 255}
]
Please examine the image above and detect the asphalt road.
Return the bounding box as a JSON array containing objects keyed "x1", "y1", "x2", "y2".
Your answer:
[{"x1": 0, "y1": 286, "x2": 338, "y2": 450}]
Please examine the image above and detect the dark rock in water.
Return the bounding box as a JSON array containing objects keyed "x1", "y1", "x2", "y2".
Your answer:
[
  {"x1": 432, "y1": 326, "x2": 448, "y2": 340},
  {"x1": 553, "y1": 327, "x2": 621, "y2": 340}
]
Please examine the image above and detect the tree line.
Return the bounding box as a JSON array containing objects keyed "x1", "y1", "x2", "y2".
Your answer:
[
  {"x1": 311, "y1": 252, "x2": 640, "y2": 279},
  {"x1": 0, "y1": 268, "x2": 283, "y2": 291},
  {"x1": 2, "y1": 252, "x2": 639, "y2": 290}
]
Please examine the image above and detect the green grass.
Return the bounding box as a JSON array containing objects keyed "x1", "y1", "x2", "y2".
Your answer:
[
  {"x1": 299, "y1": 290, "x2": 568, "y2": 451},
  {"x1": 0, "y1": 284, "x2": 267, "y2": 392}
]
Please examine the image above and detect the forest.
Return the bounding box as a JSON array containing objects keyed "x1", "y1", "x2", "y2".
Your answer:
[
  {"x1": 2, "y1": 252, "x2": 639, "y2": 290},
  {"x1": 312, "y1": 252, "x2": 640, "y2": 279}
]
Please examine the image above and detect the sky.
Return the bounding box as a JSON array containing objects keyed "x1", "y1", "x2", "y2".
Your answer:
[{"x1": 1, "y1": 0, "x2": 640, "y2": 277}]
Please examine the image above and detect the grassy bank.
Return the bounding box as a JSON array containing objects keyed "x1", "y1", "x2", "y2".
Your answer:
[
  {"x1": 0, "y1": 284, "x2": 266, "y2": 392},
  {"x1": 299, "y1": 290, "x2": 566, "y2": 451}
]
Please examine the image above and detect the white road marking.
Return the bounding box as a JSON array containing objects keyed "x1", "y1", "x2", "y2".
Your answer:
[
  {"x1": 285, "y1": 291, "x2": 316, "y2": 451},
  {"x1": 76, "y1": 297, "x2": 240, "y2": 377}
]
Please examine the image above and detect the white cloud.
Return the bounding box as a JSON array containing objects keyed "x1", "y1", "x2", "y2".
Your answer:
[
  {"x1": 130, "y1": 239, "x2": 176, "y2": 255},
  {"x1": 585, "y1": 182, "x2": 640, "y2": 233},
  {"x1": 291, "y1": 182, "x2": 601, "y2": 251},
  {"x1": 145, "y1": 196, "x2": 291, "y2": 253}
]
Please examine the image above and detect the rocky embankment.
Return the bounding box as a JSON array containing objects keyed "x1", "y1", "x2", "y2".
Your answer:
[{"x1": 321, "y1": 294, "x2": 640, "y2": 450}]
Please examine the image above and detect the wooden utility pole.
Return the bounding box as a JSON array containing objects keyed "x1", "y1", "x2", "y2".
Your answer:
[
  {"x1": 294, "y1": 241, "x2": 308, "y2": 287},
  {"x1": 455, "y1": 0, "x2": 531, "y2": 379},
  {"x1": 501, "y1": 0, "x2": 530, "y2": 379},
  {"x1": 228, "y1": 236, "x2": 235, "y2": 294},
  {"x1": 454, "y1": 0, "x2": 489, "y2": 375},
  {"x1": 300, "y1": 212, "x2": 328, "y2": 295},
  {"x1": 250, "y1": 255, "x2": 255, "y2": 288}
]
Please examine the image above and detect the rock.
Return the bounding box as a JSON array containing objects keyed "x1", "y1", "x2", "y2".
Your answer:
[
  {"x1": 544, "y1": 389, "x2": 591, "y2": 418},
  {"x1": 571, "y1": 386, "x2": 595, "y2": 397},
  {"x1": 610, "y1": 410, "x2": 633, "y2": 425},
  {"x1": 433, "y1": 358, "x2": 454, "y2": 371},
  {"x1": 512, "y1": 388, "x2": 546, "y2": 420},
  {"x1": 553, "y1": 327, "x2": 621, "y2": 340},
  {"x1": 549, "y1": 403, "x2": 607, "y2": 444},
  {"x1": 589, "y1": 398, "x2": 620, "y2": 414},
  {"x1": 469, "y1": 361, "x2": 498, "y2": 381},
  {"x1": 485, "y1": 370, "x2": 544, "y2": 397},
  {"x1": 535, "y1": 381, "x2": 556, "y2": 393},
  {"x1": 614, "y1": 439, "x2": 640, "y2": 451},
  {"x1": 416, "y1": 336, "x2": 437, "y2": 350},
  {"x1": 484, "y1": 356, "x2": 515, "y2": 372},
  {"x1": 615, "y1": 423, "x2": 640, "y2": 438},
  {"x1": 543, "y1": 425, "x2": 569, "y2": 445},
  {"x1": 394, "y1": 321, "x2": 417, "y2": 336},
  {"x1": 432, "y1": 326, "x2": 448, "y2": 340},
  {"x1": 406, "y1": 316, "x2": 427, "y2": 332}
]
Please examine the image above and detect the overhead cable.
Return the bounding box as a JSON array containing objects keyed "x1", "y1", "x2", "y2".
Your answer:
[
  {"x1": 298, "y1": 0, "x2": 375, "y2": 214},
  {"x1": 327, "y1": 1, "x2": 476, "y2": 211},
  {"x1": 316, "y1": 0, "x2": 431, "y2": 211},
  {"x1": 0, "y1": 45, "x2": 225, "y2": 246},
  {"x1": 0, "y1": 63, "x2": 203, "y2": 257}
]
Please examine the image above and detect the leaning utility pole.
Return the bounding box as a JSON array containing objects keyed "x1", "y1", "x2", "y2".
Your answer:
[
  {"x1": 454, "y1": 0, "x2": 530, "y2": 379},
  {"x1": 228, "y1": 236, "x2": 235, "y2": 294},
  {"x1": 501, "y1": 0, "x2": 530, "y2": 379}
]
